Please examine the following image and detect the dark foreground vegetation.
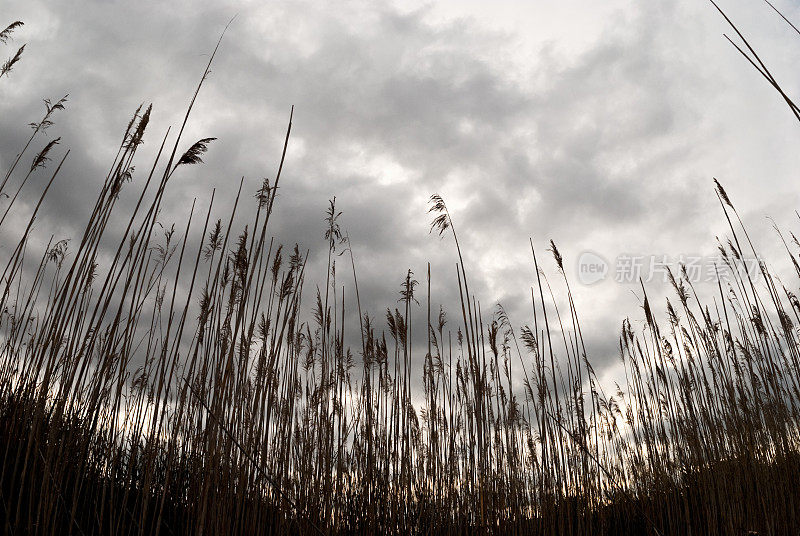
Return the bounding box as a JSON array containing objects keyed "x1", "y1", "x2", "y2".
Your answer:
[{"x1": 2, "y1": 3, "x2": 800, "y2": 534}]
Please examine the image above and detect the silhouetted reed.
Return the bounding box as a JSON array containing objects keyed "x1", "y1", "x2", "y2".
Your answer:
[{"x1": 1, "y1": 4, "x2": 800, "y2": 534}]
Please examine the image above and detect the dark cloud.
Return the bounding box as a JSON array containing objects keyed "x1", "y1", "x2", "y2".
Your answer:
[{"x1": 2, "y1": 0, "x2": 800, "y2": 386}]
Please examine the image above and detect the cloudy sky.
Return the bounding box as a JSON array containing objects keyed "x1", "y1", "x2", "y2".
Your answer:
[{"x1": 2, "y1": 0, "x2": 800, "y2": 385}]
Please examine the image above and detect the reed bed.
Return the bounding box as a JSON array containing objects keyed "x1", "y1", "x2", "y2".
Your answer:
[{"x1": 1, "y1": 5, "x2": 800, "y2": 534}]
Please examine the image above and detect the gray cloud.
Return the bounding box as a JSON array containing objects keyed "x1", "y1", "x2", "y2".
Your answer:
[{"x1": 2, "y1": 0, "x2": 800, "y2": 385}]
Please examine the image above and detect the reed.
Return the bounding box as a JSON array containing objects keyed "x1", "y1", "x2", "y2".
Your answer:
[{"x1": 1, "y1": 2, "x2": 799, "y2": 534}]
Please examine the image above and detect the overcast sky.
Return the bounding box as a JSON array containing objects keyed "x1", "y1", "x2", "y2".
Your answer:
[{"x1": 2, "y1": 0, "x2": 800, "y2": 386}]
